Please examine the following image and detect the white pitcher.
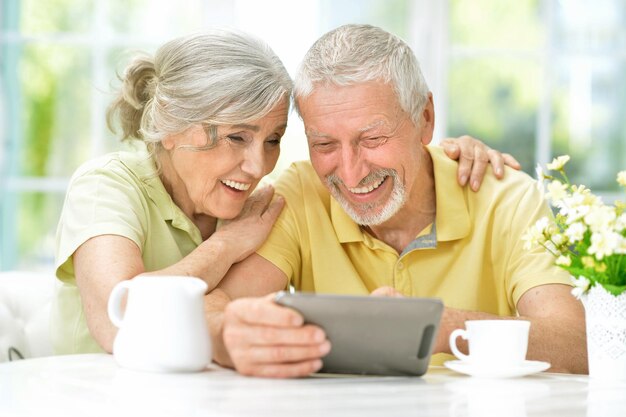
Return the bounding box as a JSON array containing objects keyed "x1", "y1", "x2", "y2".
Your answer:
[{"x1": 108, "y1": 275, "x2": 211, "y2": 372}]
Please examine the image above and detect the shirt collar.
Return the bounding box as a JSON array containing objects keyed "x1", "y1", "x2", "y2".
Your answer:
[
  {"x1": 427, "y1": 146, "x2": 471, "y2": 241},
  {"x1": 331, "y1": 196, "x2": 364, "y2": 244},
  {"x1": 119, "y1": 146, "x2": 203, "y2": 245}
]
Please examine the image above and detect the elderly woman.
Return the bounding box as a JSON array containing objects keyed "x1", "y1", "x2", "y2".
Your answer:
[{"x1": 53, "y1": 30, "x2": 517, "y2": 355}]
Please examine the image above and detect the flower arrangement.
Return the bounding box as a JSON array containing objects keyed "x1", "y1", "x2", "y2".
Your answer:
[{"x1": 523, "y1": 155, "x2": 626, "y2": 298}]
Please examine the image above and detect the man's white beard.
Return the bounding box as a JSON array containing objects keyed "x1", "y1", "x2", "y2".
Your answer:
[{"x1": 326, "y1": 168, "x2": 406, "y2": 226}]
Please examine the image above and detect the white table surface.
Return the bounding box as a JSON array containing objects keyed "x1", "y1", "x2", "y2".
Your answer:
[{"x1": 1, "y1": 354, "x2": 625, "y2": 417}]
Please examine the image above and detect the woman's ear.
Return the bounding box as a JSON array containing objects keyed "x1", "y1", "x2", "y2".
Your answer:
[
  {"x1": 161, "y1": 125, "x2": 208, "y2": 150},
  {"x1": 161, "y1": 134, "x2": 177, "y2": 151},
  {"x1": 189, "y1": 125, "x2": 211, "y2": 147}
]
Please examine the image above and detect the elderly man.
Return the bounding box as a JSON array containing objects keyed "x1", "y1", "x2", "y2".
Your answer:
[{"x1": 207, "y1": 24, "x2": 587, "y2": 377}]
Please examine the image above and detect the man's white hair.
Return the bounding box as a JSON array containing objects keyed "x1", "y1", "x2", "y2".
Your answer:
[{"x1": 294, "y1": 24, "x2": 429, "y2": 126}]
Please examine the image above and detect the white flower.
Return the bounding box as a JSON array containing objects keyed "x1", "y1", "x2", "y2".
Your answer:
[
  {"x1": 556, "y1": 186, "x2": 601, "y2": 224},
  {"x1": 615, "y1": 234, "x2": 626, "y2": 255},
  {"x1": 525, "y1": 157, "x2": 625, "y2": 297},
  {"x1": 570, "y1": 275, "x2": 590, "y2": 299},
  {"x1": 616, "y1": 213, "x2": 626, "y2": 233},
  {"x1": 564, "y1": 222, "x2": 586, "y2": 243},
  {"x1": 556, "y1": 255, "x2": 571, "y2": 266},
  {"x1": 546, "y1": 180, "x2": 569, "y2": 202},
  {"x1": 552, "y1": 233, "x2": 565, "y2": 246},
  {"x1": 547, "y1": 155, "x2": 570, "y2": 171},
  {"x1": 584, "y1": 205, "x2": 616, "y2": 233},
  {"x1": 567, "y1": 184, "x2": 599, "y2": 206},
  {"x1": 560, "y1": 202, "x2": 591, "y2": 225},
  {"x1": 588, "y1": 231, "x2": 621, "y2": 260}
]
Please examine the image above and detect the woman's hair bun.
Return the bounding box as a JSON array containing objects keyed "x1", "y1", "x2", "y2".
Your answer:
[{"x1": 106, "y1": 54, "x2": 156, "y2": 140}]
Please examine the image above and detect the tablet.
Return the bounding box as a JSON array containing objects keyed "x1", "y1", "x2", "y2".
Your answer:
[{"x1": 274, "y1": 291, "x2": 443, "y2": 376}]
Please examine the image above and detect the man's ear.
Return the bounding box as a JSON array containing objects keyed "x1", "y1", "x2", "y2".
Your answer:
[{"x1": 420, "y1": 92, "x2": 435, "y2": 146}]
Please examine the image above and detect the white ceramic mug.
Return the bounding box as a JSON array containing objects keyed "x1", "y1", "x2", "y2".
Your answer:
[
  {"x1": 108, "y1": 275, "x2": 211, "y2": 372},
  {"x1": 449, "y1": 320, "x2": 530, "y2": 368}
]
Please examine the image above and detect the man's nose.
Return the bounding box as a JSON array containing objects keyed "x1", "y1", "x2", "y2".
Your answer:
[{"x1": 337, "y1": 145, "x2": 368, "y2": 188}]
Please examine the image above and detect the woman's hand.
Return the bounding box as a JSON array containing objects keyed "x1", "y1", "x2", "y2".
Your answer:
[
  {"x1": 441, "y1": 136, "x2": 521, "y2": 191},
  {"x1": 212, "y1": 185, "x2": 285, "y2": 264}
]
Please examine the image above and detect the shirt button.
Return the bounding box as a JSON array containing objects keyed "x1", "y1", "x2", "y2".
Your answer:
[{"x1": 397, "y1": 261, "x2": 404, "y2": 270}]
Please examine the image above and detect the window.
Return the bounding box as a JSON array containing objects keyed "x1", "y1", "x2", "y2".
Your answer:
[
  {"x1": 1, "y1": 0, "x2": 624, "y2": 270},
  {"x1": 447, "y1": 0, "x2": 626, "y2": 194}
]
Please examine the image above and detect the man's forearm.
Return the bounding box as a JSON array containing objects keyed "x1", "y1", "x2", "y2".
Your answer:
[
  {"x1": 524, "y1": 314, "x2": 587, "y2": 374},
  {"x1": 437, "y1": 307, "x2": 588, "y2": 374},
  {"x1": 436, "y1": 307, "x2": 495, "y2": 356}
]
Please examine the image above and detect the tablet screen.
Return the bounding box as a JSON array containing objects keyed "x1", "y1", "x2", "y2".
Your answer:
[{"x1": 274, "y1": 292, "x2": 443, "y2": 376}]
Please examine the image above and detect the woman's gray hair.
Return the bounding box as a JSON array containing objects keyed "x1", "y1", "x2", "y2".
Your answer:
[
  {"x1": 107, "y1": 29, "x2": 292, "y2": 147},
  {"x1": 294, "y1": 24, "x2": 429, "y2": 126}
]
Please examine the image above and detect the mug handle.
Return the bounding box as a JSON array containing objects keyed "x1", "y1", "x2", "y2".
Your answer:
[
  {"x1": 449, "y1": 328, "x2": 470, "y2": 361},
  {"x1": 107, "y1": 280, "x2": 131, "y2": 328}
]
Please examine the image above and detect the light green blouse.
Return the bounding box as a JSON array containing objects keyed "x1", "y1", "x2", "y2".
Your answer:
[{"x1": 53, "y1": 145, "x2": 202, "y2": 354}]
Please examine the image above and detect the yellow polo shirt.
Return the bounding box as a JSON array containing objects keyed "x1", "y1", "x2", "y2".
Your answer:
[
  {"x1": 257, "y1": 146, "x2": 570, "y2": 365},
  {"x1": 53, "y1": 146, "x2": 203, "y2": 354}
]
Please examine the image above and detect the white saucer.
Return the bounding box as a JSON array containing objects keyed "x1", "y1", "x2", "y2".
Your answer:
[{"x1": 444, "y1": 360, "x2": 550, "y2": 378}]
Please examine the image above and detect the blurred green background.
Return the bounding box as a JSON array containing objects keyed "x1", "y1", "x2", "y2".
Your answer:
[{"x1": 1, "y1": 0, "x2": 625, "y2": 270}]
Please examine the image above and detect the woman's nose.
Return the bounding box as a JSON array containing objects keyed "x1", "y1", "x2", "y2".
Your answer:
[{"x1": 241, "y1": 145, "x2": 266, "y2": 179}]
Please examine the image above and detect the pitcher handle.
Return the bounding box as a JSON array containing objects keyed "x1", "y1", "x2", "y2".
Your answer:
[
  {"x1": 449, "y1": 328, "x2": 470, "y2": 362},
  {"x1": 107, "y1": 280, "x2": 131, "y2": 328}
]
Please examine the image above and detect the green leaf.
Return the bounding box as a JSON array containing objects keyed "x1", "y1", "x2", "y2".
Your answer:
[{"x1": 599, "y1": 283, "x2": 626, "y2": 297}]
